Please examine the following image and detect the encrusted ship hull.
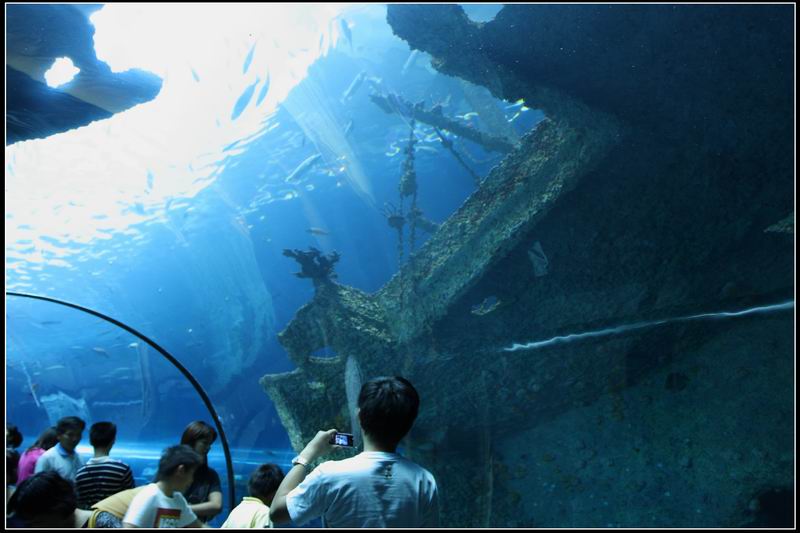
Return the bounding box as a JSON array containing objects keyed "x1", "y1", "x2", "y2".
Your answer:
[{"x1": 261, "y1": 5, "x2": 793, "y2": 527}]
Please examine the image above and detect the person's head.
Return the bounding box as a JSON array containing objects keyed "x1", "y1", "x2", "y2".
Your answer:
[
  {"x1": 7, "y1": 424, "x2": 23, "y2": 449},
  {"x1": 55, "y1": 416, "x2": 86, "y2": 453},
  {"x1": 180, "y1": 420, "x2": 217, "y2": 458},
  {"x1": 89, "y1": 421, "x2": 117, "y2": 451},
  {"x1": 248, "y1": 463, "x2": 284, "y2": 506},
  {"x1": 7, "y1": 471, "x2": 77, "y2": 527},
  {"x1": 357, "y1": 376, "x2": 420, "y2": 450},
  {"x1": 156, "y1": 444, "x2": 203, "y2": 493},
  {"x1": 28, "y1": 427, "x2": 59, "y2": 453}
]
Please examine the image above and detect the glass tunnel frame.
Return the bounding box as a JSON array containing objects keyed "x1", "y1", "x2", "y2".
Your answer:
[{"x1": 6, "y1": 291, "x2": 237, "y2": 512}]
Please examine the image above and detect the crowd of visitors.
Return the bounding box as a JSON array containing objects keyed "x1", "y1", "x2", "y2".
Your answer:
[{"x1": 6, "y1": 376, "x2": 438, "y2": 528}]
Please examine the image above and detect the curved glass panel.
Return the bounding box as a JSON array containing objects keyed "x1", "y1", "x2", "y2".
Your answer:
[
  {"x1": 6, "y1": 294, "x2": 238, "y2": 525},
  {"x1": 6, "y1": 4, "x2": 794, "y2": 529}
]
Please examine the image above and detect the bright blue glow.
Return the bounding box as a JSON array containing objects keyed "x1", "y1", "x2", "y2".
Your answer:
[
  {"x1": 7, "y1": 4, "x2": 350, "y2": 255},
  {"x1": 44, "y1": 57, "x2": 80, "y2": 88}
]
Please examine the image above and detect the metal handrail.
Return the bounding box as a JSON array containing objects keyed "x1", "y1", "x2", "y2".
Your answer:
[{"x1": 6, "y1": 291, "x2": 236, "y2": 513}]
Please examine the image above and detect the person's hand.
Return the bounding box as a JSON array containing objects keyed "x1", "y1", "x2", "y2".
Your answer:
[{"x1": 300, "y1": 429, "x2": 338, "y2": 462}]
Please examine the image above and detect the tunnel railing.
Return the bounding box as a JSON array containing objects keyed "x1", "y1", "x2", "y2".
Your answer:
[{"x1": 6, "y1": 291, "x2": 236, "y2": 512}]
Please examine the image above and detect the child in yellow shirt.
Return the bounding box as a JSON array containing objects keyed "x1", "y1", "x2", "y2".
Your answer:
[{"x1": 222, "y1": 464, "x2": 284, "y2": 528}]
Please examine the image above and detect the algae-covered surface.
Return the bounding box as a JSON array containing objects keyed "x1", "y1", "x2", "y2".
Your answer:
[{"x1": 261, "y1": 4, "x2": 793, "y2": 527}]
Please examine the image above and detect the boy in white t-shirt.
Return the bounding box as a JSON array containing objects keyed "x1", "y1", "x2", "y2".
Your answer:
[
  {"x1": 123, "y1": 445, "x2": 208, "y2": 528},
  {"x1": 270, "y1": 376, "x2": 439, "y2": 528}
]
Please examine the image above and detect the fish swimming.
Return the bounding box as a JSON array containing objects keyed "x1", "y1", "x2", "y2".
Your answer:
[
  {"x1": 306, "y1": 227, "x2": 330, "y2": 236},
  {"x1": 385, "y1": 145, "x2": 401, "y2": 157},
  {"x1": 255, "y1": 73, "x2": 270, "y2": 106},
  {"x1": 415, "y1": 145, "x2": 438, "y2": 154},
  {"x1": 508, "y1": 111, "x2": 525, "y2": 123},
  {"x1": 231, "y1": 79, "x2": 259, "y2": 121},
  {"x1": 341, "y1": 71, "x2": 366, "y2": 104},
  {"x1": 401, "y1": 50, "x2": 420, "y2": 76},
  {"x1": 243, "y1": 43, "x2": 256, "y2": 74},
  {"x1": 340, "y1": 19, "x2": 353, "y2": 49},
  {"x1": 506, "y1": 103, "x2": 530, "y2": 123},
  {"x1": 471, "y1": 296, "x2": 501, "y2": 316},
  {"x1": 286, "y1": 154, "x2": 322, "y2": 184}
]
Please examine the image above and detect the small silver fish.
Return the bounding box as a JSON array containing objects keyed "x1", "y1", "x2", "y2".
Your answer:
[
  {"x1": 415, "y1": 145, "x2": 438, "y2": 154},
  {"x1": 401, "y1": 50, "x2": 421, "y2": 76},
  {"x1": 471, "y1": 296, "x2": 501, "y2": 316},
  {"x1": 340, "y1": 19, "x2": 353, "y2": 49},
  {"x1": 385, "y1": 145, "x2": 401, "y2": 157},
  {"x1": 306, "y1": 227, "x2": 330, "y2": 236},
  {"x1": 505, "y1": 98, "x2": 526, "y2": 110},
  {"x1": 286, "y1": 154, "x2": 322, "y2": 184},
  {"x1": 341, "y1": 71, "x2": 366, "y2": 103}
]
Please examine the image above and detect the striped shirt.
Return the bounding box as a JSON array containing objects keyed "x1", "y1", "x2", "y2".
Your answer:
[{"x1": 75, "y1": 456, "x2": 135, "y2": 509}]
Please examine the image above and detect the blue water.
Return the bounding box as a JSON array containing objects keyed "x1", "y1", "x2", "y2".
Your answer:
[
  {"x1": 5, "y1": 4, "x2": 795, "y2": 529},
  {"x1": 5, "y1": 5, "x2": 542, "y2": 524}
]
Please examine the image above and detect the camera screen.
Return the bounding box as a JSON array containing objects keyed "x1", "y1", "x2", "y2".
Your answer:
[{"x1": 334, "y1": 433, "x2": 353, "y2": 446}]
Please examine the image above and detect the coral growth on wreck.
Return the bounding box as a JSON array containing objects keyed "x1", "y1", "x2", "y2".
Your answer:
[{"x1": 282, "y1": 247, "x2": 341, "y2": 285}]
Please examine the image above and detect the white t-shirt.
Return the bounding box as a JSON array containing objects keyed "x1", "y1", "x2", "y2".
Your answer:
[
  {"x1": 286, "y1": 451, "x2": 439, "y2": 528},
  {"x1": 123, "y1": 483, "x2": 198, "y2": 528}
]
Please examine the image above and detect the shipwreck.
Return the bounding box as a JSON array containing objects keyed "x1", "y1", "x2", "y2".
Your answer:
[{"x1": 260, "y1": 5, "x2": 794, "y2": 527}]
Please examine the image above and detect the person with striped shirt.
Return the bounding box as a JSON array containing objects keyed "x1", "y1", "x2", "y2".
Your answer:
[{"x1": 75, "y1": 422, "x2": 134, "y2": 509}]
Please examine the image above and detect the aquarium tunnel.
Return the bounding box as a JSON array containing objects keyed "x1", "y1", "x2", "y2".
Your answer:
[{"x1": 5, "y1": 3, "x2": 795, "y2": 528}]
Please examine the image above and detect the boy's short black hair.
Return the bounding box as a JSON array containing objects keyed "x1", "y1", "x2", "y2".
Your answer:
[
  {"x1": 89, "y1": 422, "x2": 117, "y2": 448},
  {"x1": 156, "y1": 445, "x2": 203, "y2": 481},
  {"x1": 7, "y1": 424, "x2": 23, "y2": 448},
  {"x1": 8, "y1": 471, "x2": 77, "y2": 525},
  {"x1": 358, "y1": 376, "x2": 420, "y2": 448},
  {"x1": 56, "y1": 416, "x2": 86, "y2": 435},
  {"x1": 248, "y1": 463, "x2": 284, "y2": 499}
]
